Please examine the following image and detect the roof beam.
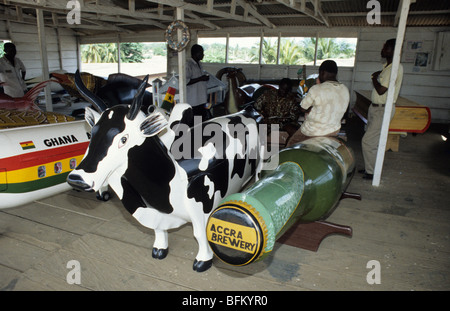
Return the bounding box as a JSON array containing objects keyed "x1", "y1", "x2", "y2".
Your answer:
[
  {"x1": 4, "y1": 0, "x2": 215, "y2": 30},
  {"x1": 144, "y1": 0, "x2": 262, "y2": 25},
  {"x1": 185, "y1": 10, "x2": 221, "y2": 30},
  {"x1": 308, "y1": 0, "x2": 330, "y2": 27},
  {"x1": 237, "y1": 0, "x2": 276, "y2": 28},
  {"x1": 275, "y1": 0, "x2": 329, "y2": 26},
  {"x1": 6, "y1": 0, "x2": 177, "y2": 23}
]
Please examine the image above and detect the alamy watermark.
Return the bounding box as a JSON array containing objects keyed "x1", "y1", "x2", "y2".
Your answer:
[
  {"x1": 66, "y1": 259, "x2": 81, "y2": 285},
  {"x1": 366, "y1": 260, "x2": 381, "y2": 284},
  {"x1": 168, "y1": 116, "x2": 281, "y2": 171},
  {"x1": 66, "y1": 1, "x2": 81, "y2": 25},
  {"x1": 366, "y1": 0, "x2": 381, "y2": 25}
]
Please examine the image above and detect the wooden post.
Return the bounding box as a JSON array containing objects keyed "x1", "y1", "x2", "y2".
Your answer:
[
  {"x1": 225, "y1": 33, "x2": 230, "y2": 64},
  {"x1": 176, "y1": 7, "x2": 187, "y2": 104},
  {"x1": 36, "y1": 8, "x2": 53, "y2": 112},
  {"x1": 372, "y1": 0, "x2": 412, "y2": 186},
  {"x1": 117, "y1": 38, "x2": 121, "y2": 73}
]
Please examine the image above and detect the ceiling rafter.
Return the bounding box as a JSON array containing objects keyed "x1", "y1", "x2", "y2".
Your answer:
[
  {"x1": 236, "y1": 0, "x2": 276, "y2": 28},
  {"x1": 309, "y1": 0, "x2": 330, "y2": 27},
  {"x1": 4, "y1": 0, "x2": 222, "y2": 30},
  {"x1": 143, "y1": 0, "x2": 263, "y2": 25},
  {"x1": 185, "y1": 10, "x2": 220, "y2": 30},
  {"x1": 275, "y1": 0, "x2": 330, "y2": 27}
]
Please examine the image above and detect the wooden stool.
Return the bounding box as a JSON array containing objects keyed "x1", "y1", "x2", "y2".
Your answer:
[{"x1": 386, "y1": 131, "x2": 406, "y2": 152}]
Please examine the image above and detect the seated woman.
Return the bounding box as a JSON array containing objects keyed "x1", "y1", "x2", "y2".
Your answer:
[{"x1": 254, "y1": 78, "x2": 301, "y2": 145}]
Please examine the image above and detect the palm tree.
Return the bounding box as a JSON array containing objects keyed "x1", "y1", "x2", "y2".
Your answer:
[
  {"x1": 81, "y1": 43, "x2": 118, "y2": 63},
  {"x1": 316, "y1": 38, "x2": 339, "y2": 59},
  {"x1": 252, "y1": 38, "x2": 307, "y2": 65},
  {"x1": 279, "y1": 39, "x2": 303, "y2": 65},
  {"x1": 259, "y1": 38, "x2": 277, "y2": 64}
]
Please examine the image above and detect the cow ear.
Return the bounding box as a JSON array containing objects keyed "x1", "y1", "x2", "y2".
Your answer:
[
  {"x1": 85, "y1": 106, "x2": 101, "y2": 128},
  {"x1": 140, "y1": 112, "x2": 168, "y2": 137}
]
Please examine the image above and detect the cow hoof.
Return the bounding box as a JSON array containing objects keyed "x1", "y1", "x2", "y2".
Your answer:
[
  {"x1": 193, "y1": 259, "x2": 213, "y2": 272},
  {"x1": 152, "y1": 247, "x2": 168, "y2": 260}
]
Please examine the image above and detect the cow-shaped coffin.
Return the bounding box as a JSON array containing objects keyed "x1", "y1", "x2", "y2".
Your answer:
[{"x1": 67, "y1": 71, "x2": 262, "y2": 272}]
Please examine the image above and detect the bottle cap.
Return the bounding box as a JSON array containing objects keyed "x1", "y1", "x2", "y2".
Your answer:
[{"x1": 207, "y1": 201, "x2": 267, "y2": 266}]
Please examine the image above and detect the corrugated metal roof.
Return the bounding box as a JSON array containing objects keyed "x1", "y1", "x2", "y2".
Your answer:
[{"x1": 0, "y1": 0, "x2": 449, "y2": 37}]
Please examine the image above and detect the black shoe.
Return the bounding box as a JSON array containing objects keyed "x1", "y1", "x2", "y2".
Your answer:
[
  {"x1": 358, "y1": 169, "x2": 366, "y2": 174},
  {"x1": 363, "y1": 173, "x2": 373, "y2": 180}
]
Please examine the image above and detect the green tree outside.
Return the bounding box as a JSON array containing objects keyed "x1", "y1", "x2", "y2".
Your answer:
[
  {"x1": 202, "y1": 42, "x2": 226, "y2": 63},
  {"x1": 201, "y1": 37, "x2": 355, "y2": 65},
  {"x1": 81, "y1": 42, "x2": 146, "y2": 63},
  {"x1": 0, "y1": 41, "x2": 5, "y2": 57}
]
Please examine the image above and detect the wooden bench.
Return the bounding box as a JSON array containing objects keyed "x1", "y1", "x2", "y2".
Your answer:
[{"x1": 352, "y1": 90, "x2": 431, "y2": 151}]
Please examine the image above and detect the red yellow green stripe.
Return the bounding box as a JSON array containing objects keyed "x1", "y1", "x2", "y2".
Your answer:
[
  {"x1": 0, "y1": 142, "x2": 88, "y2": 194},
  {"x1": 4, "y1": 154, "x2": 85, "y2": 184},
  {"x1": 0, "y1": 142, "x2": 89, "y2": 171}
]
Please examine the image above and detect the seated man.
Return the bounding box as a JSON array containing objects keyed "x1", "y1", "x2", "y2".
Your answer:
[
  {"x1": 286, "y1": 60, "x2": 349, "y2": 147},
  {"x1": 254, "y1": 78, "x2": 301, "y2": 138}
]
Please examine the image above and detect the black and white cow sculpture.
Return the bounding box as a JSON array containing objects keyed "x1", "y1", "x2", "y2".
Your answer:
[{"x1": 67, "y1": 71, "x2": 262, "y2": 272}]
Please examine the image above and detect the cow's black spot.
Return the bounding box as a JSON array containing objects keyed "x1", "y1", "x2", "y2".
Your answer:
[
  {"x1": 121, "y1": 177, "x2": 146, "y2": 214},
  {"x1": 187, "y1": 174, "x2": 215, "y2": 214},
  {"x1": 124, "y1": 137, "x2": 176, "y2": 214}
]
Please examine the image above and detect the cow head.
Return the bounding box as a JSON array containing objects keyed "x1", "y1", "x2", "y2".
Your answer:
[{"x1": 67, "y1": 71, "x2": 168, "y2": 194}]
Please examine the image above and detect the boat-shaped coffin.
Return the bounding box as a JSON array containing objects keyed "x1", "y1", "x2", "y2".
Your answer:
[{"x1": 0, "y1": 120, "x2": 90, "y2": 209}]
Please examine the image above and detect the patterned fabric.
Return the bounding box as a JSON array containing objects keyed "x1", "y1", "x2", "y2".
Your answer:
[
  {"x1": 254, "y1": 88, "x2": 301, "y2": 130},
  {"x1": 55, "y1": 72, "x2": 106, "y2": 99},
  {"x1": 300, "y1": 81, "x2": 349, "y2": 136},
  {"x1": 0, "y1": 108, "x2": 75, "y2": 129}
]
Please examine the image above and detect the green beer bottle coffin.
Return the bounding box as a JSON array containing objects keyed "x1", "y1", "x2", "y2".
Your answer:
[{"x1": 207, "y1": 136, "x2": 355, "y2": 266}]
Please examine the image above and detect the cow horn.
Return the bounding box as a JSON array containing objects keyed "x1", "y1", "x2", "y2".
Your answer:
[
  {"x1": 127, "y1": 75, "x2": 149, "y2": 121},
  {"x1": 74, "y1": 70, "x2": 107, "y2": 113}
]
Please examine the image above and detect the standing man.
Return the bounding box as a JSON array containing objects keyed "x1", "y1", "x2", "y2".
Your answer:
[
  {"x1": 360, "y1": 39, "x2": 404, "y2": 180},
  {"x1": 0, "y1": 43, "x2": 27, "y2": 97},
  {"x1": 286, "y1": 60, "x2": 349, "y2": 147},
  {"x1": 186, "y1": 44, "x2": 210, "y2": 120}
]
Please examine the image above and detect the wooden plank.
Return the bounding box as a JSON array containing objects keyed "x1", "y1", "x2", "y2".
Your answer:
[
  {"x1": 30, "y1": 248, "x2": 190, "y2": 291},
  {"x1": 3, "y1": 200, "x2": 108, "y2": 235},
  {"x1": 37, "y1": 190, "x2": 124, "y2": 221},
  {"x1": 0, "y1": 211, "x2": 80, "y2": 251},
  {"x1": 8, "y1": 268, "x2": 87, "y2": 291},
  {"x1": 65, "y1": 233, "x2": 302, "y2": 290},
  {"x1": 0, "y1": 265, "x2": 22, "y2": 291},
  {"x1": 0, "y1": 235, "x2": 50, "y2": 272}
]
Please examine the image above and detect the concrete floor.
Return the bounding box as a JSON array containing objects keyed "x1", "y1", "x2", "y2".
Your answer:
[{"x1": 0, "y1": 115, "x2": 449, "y2": 292}]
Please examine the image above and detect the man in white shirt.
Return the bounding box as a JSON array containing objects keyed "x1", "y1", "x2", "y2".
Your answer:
[
  {"x1": 0, "y1": 43, "x2": 27, "y2": 98},
  {"x1": 186, "y1": 44, "x2": 210, "y2": 120},
  {"x1": 286, "y1": 60, "x2": 349, "y2": 147},
  {"x1": 360, "y1": 39, "x2": 404, "y2": 180}
]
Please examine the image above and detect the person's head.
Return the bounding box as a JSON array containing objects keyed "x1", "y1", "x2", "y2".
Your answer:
[
  {"x1": 3, "y1": 42, "x2": 17, "y2": 58},
  {"x1": 381, "y1": 38, "x2": 396, "y2": 59},
  {"x1": 318, "y1": 60, "x2": 338, "y2": 83},
  {"x1": 191, "y1": 44, "x2": 204, "y2": 62},
  {"x1": 278, "y1": 78, "x2": 293, "y2": 97}
]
